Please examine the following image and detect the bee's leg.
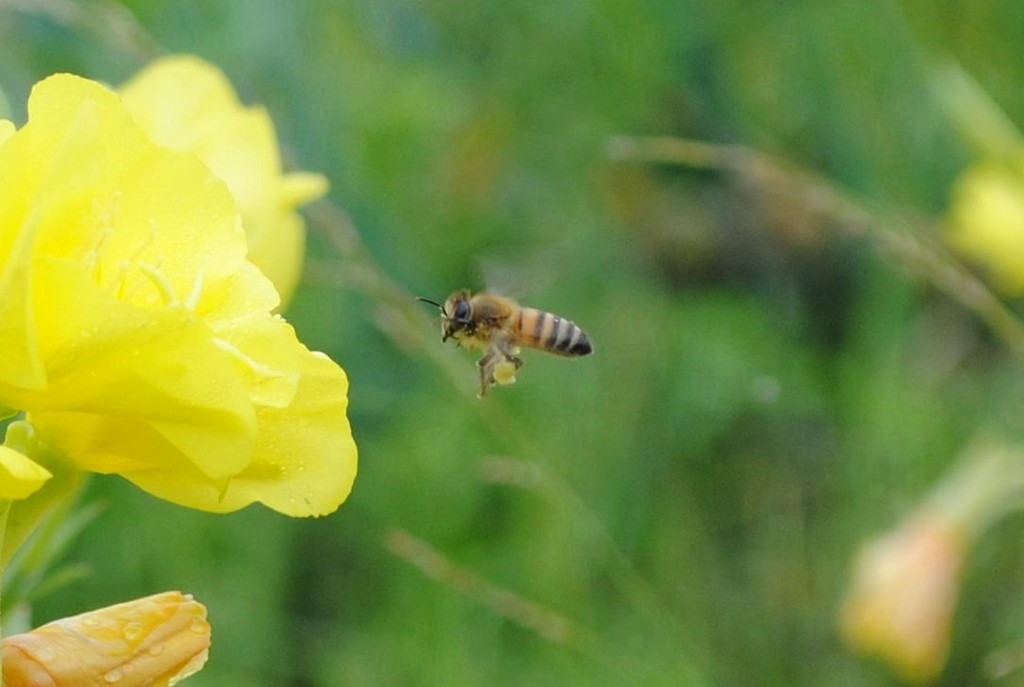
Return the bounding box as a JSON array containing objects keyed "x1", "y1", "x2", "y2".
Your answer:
[
  {"x1": 492, "y1": 337, "x2": 522, "y2": 370},
  {"x1": 476, "y1": 351, "x2": 496, "y2": 397}
]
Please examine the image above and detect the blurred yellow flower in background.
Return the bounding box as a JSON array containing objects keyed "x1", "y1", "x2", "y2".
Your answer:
[
  {"x1": 0, "y1": 73, "x2": 356, "y2": 515},
  {"x1": 839, "y1": 444, "x2": 1024, "y2": 683},
  {"x1": 839, "y1": 515, "x2": 965, "y2": 683},
  {"x1": 120, "y1": 55, "x2": 327, "y2": 306},
  {"x1": 3, "y1": 591, "x2": 209, "y2": 687},
  {"x1": 947, "y1": 159, "x2": 1024, "y2": 296},
  {"x1": 933, "y1": 64, "x2": 1024, "y2": 297}
]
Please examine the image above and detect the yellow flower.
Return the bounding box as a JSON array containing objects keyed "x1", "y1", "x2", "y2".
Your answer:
[
  {"x1": 0, "y1": 73, "x2": 356, "y2": 515},
  {"x1": 120, "y1": 55, "x2": 327, "y2": 306},
  {"x1": 3, "y1": 591, "x2": 209, "y2": 686},
  {"x1": 947, "y1": 158, "x2": 1024, "y2": 295},
  {"x1": 840, "y1": 515, "x2": 966, "y2": 683},
  {"x1": 0, "y1": 445, "x2": 51, "y2": 500}
]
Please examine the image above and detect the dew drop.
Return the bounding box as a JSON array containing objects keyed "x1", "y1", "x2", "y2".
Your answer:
[
  {"x1": 123, "y1": 621, "x2": 144, "y2": 641},
  {"x1": 103, "y1": 668, "x2": 123, "y2": 683},
  {"x1": 148, "y1": 642, "x2": 165, "y2": 657}
]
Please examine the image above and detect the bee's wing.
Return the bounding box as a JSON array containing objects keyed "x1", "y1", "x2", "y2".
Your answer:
[{"x1": 474, "y1": 250, "x2": 558, "y2": 301}]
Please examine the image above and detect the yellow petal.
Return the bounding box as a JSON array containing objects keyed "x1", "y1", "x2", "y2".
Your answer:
[
  {"x1": 244, "y1": 211, "x2": 306, "y2": 312},
  {"x1": 0, "y1": 74, "x2": 247, "y2": 320},
  {"x1": 0, "y1": 120, "x2": 14, "y2": 145},
  {"x1": 28, "y1": 83, "x2": 247, "y2": 313},
  {"x1": 234, "y1": 350, "x2": 356, "y2": 516},
  {"x1": 120, "y1": 55, "x2": 248, "y2": 148},
  {"x1": 3, "y1": 591, "x2": 210, "y2": 687},
  {"x1": 202, "y1": 259, "x2": 281, "y2": 327},
  {"x1": 0, "y1": 446, "x2": 51, "y2": 500},
  {"x1": 16, "y1": 262, "x2": 256, "y2": 479},
  {"x1": 125, "y1": 319, "x2": 357, "y2": 516},
  {"x1": 0, "y1": 213, "x2": 46, "y2": 391},
  {"x1": 120, "y1": 55, "x2": 326, "y2": 306}
]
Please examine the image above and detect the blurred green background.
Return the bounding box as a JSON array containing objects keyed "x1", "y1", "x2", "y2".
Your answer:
[{"x1": 2, "y1": 1, "x2": 1024, "y2": 685}]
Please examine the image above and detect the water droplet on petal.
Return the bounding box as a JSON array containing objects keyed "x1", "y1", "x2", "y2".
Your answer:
[
  {"x1": 104, "y1": 667, "x2": 124, "y2": 683},
  {"x1": 123, "y1": 621, "x2": 144, "y2": 641},
  {"x1": 148, "y1": 642, "x2": 165, "y2": 656}
]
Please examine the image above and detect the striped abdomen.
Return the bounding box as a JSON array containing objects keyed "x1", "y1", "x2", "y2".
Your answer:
[{"x1": 516, "y1": 307, "x2": 593, "y2": 356}]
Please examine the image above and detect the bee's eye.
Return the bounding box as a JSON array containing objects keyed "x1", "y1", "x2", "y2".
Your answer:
[{"x1": 454, "y1": 301, "x2": 471, "y2": 321}]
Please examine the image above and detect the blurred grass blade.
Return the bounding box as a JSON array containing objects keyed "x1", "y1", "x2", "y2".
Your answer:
[
  {"x1": 384, "y1": 527, "x2": 595, "y2": 651},
  {"x1": 930, "y1": 61, "x2": 1024, "y2": 161},
  {"x1": 4, "y1": 490, "x2": 102, "y2": 609},
  {"x1": 609, "y1": 134, "x2": 1024, "y2": 360}
]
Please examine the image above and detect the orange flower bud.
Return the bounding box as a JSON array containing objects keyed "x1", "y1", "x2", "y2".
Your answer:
[
  {"x1": 840, "y1": 516, "x2": 965, "y2": 683},
  {"x1": 2, "y1": 591, "x2": 210, "y2": 687}
]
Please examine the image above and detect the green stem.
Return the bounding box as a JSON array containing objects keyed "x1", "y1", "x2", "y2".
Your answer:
[{"x1": 1, "y1": 422, "x2": 83, "y2": 568}]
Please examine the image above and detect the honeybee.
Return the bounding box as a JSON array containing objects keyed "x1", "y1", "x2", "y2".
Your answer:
[{"x1": 418, "y1": 290, "x2": 593, "y2": 397}]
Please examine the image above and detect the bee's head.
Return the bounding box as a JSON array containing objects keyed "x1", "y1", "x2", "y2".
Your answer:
[{"x1": 417, "y1": 290, "x2": 473, "y2": 342}]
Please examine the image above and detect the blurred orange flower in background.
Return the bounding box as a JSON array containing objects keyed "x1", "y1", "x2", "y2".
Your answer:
[
  {"x1": 839, "y1": 443, "x2": 1024, "y2": 682},
  {"x1": 839, "y1": 515, "x2": 966, "y2": 683}
]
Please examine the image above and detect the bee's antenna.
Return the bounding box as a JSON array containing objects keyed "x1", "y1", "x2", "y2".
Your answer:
[{"x1": 416, "y1": 296, "x2": 445, "y2": 313}]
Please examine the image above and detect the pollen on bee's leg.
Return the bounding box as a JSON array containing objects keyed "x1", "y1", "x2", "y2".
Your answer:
[
  {"x1": 492, "y1": 359, "x2": 518, "y2": 386},
  {"x1": 475, "y1": 349, "x2": 517, "y2": 398}
]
